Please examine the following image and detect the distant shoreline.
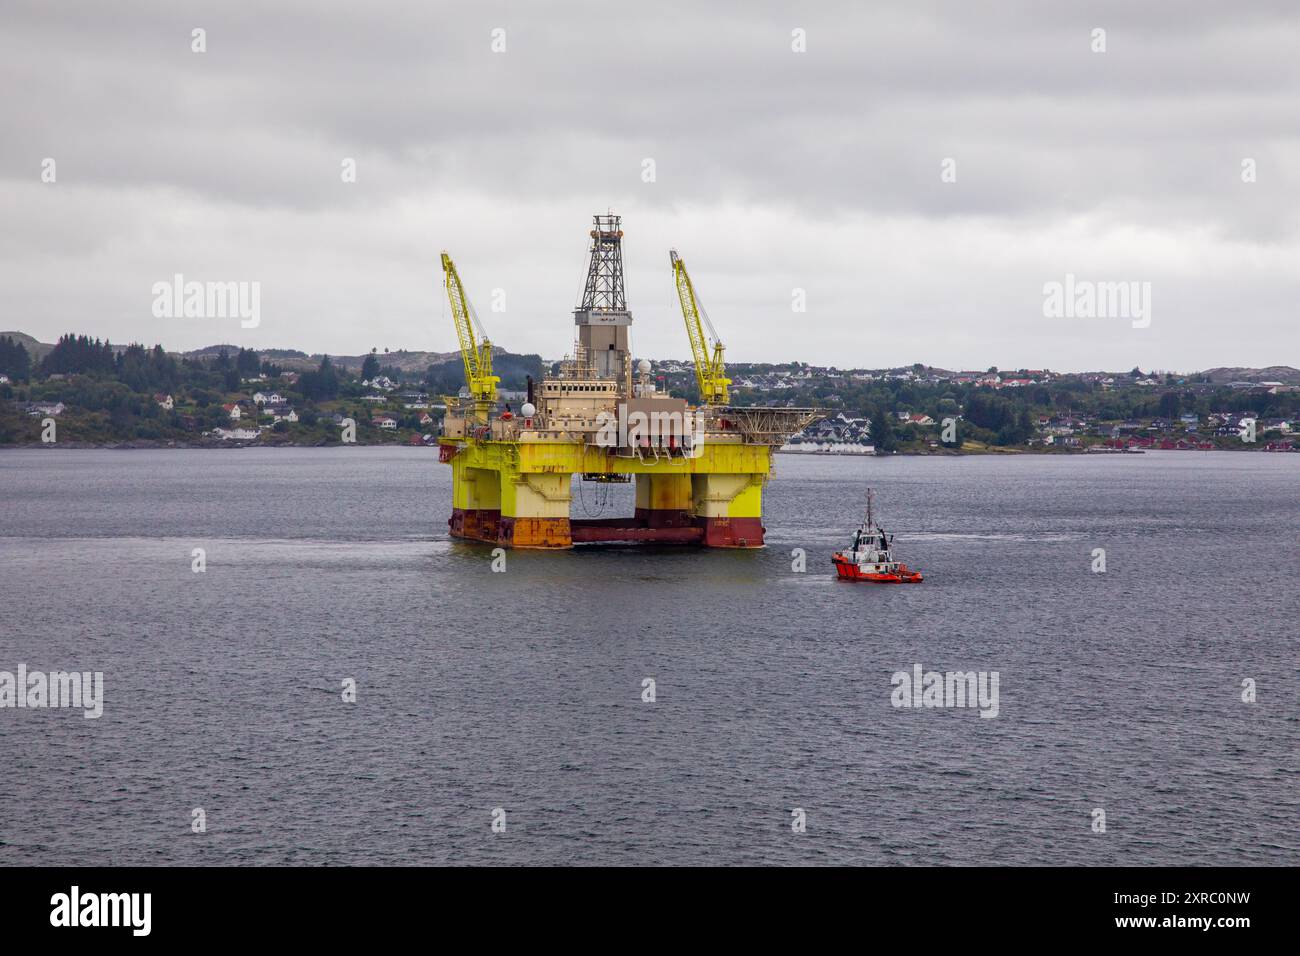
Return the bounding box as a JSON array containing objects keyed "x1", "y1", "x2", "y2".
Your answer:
[
  {"x1": 4, "y1": 441, "x2": 1292, "y2": 455},
  {"x1": 0, "y1": 439, "x2": 424, "y2": 450}
]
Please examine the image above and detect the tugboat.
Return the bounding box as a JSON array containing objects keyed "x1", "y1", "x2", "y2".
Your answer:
[{"x1": 832, "y1": 489, "x2": 923, "y2": 583}]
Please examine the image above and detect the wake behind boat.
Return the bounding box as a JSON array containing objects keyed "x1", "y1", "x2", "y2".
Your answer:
[{"x1": 832, "y1": 489, "x2": 923, "y2": 583}]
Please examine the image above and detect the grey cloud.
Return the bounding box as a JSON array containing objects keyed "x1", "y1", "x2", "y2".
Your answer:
[{"x1": 0, "y1": 0, "x2": 1296, "y2": 370}]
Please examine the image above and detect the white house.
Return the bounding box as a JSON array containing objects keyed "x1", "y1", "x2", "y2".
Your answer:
[
  {"x1": 25, "y1": 401, "x2": 65, "y2": 416},
  {"x1": 265, "y1": 404, "x2": 298, "y2": 423},
  {"x1": 222, "y1": 403, "x2": 241, "y2": 420},
  {"x1": 210, "y1": 427, "x2": 261, "y2": 440},
  {"x1": 154, "y1": 393, "x2": 174, "y2": 410},
  {"x1": 371, "y1": 415, "x2": 397, "y2": 430},
  {"x1": 252, "y1": 391, "x2": 283, "y2": 406}
]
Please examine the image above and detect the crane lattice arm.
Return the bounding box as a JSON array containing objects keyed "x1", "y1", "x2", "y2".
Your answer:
[
  {"x1": 670, "y1": 249, "x2": 730, "y2": 405},
  {"x1": 441, "y1": 251, "x2": 499, "y2": 405}
]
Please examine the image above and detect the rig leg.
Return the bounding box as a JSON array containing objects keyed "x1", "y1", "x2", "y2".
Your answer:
[
  {"x1": 500, "y1": 472, "x2": 573, "y2": 549},
  {"x1": 449, "y1": 464, "x2": 503, "y2": 544},
  {"x1": 692, "y1": 473, "x2": 766, "y2": 548},
  {"x1": 634, "y1": 472, "x2": 694, "y2": 529}
]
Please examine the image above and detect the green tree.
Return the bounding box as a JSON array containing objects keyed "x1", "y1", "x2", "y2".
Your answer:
[
  {"x1": 42, "y1": 334, "x2": 116, "y2": 376},
  {"x1": 236, "y1": 347, "x2": 260, "y2": 377},
  {"x1": 300, "y1": 355, "x2": 340, "y2": 401},
  {"x1": 870, "y1": 406, "x2": 897, "y2": 452},
  {"x1": 1017, "y1": 406, "x2": 1034, "y2": 441},
  {"x1": 0, "y1": 336, "x2": 32, "y2": 381}
]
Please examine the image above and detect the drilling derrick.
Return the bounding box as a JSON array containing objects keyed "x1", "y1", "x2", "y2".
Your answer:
[
  {"x1": 574, "y1": 215, "x2": 633, "y2": 392},
  {"x1": 438, "y1": 212, "x2": 819, "y2": 550}
]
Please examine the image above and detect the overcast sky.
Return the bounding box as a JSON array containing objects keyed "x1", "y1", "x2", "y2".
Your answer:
[{"x1": 2, "y1": 1, "x2": 1297, "y2": 372}]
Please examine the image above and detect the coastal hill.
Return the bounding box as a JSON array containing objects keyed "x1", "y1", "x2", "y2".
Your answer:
[
  {"x1": 181, "y1": 344, "x2": 465, "y2": 375},
  {"x1": 0, "y1": 331, "x2": 53, "y2": 362},
  {"x1": 1197, "y1": 366, "x2": 1300, "y2": 384},
  {"x1": 4, "y1": 331, "x2": 1298, "y2": 383},
  {"x1": 2, "y1": 329, "x2": 1297, "y2": 450},
  {"x1": 1, "y1": 332, "x2": 464, "y2": 375}
]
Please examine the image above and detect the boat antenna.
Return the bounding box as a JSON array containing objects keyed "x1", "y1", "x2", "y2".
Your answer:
[{"x1": 866, "y1": 487, "x2": 875, "y2": 530}]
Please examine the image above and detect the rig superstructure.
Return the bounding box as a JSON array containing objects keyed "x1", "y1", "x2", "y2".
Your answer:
[{"x1": 438, "y1": 213, "x2": 818, "y2": 548}]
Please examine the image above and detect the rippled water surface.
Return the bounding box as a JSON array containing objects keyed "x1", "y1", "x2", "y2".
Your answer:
[{"x1": 1, "y1": 447, "x2": 1296, "y2": 865}]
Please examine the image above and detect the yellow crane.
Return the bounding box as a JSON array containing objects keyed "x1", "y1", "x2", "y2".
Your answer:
[
  {"x1": 670, "y1": 249, "x2": 730, "y2": 405},
  {"x1": 440, "y1": 251, "x2": 499, "y2": 412}
]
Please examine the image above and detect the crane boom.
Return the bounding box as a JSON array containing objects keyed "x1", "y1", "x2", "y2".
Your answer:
[
  {"x1": 669, "y1": 249, "x2": 730, "y2": 405},
  {"x1": 440, "y1": 251, "x2": 499, "y2": 407}
]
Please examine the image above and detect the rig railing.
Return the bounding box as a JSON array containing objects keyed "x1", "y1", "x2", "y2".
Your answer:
[{"x1": 708, "y1": 406, "x2": 823, "y2": 445}]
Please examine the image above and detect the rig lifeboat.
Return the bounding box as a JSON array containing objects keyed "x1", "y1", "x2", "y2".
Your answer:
[{"x1": 832, "y1": 490, "x2": 923, "y2": 583}]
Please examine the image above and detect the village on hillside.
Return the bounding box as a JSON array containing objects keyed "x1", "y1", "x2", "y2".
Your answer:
[
  {"x1": 0, "y1": 335, "x2": 450, "y2": 447},
  {"x1": 1, "y1": 333, "x2": 1296, "y2": 452}
]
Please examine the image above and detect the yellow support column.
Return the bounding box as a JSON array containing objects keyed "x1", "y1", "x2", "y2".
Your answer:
[
  {"x1": 449, "y1": 462, "x2": 504, "y2": 543},
  {"x1": 692, "y1": 473, "x2": 765, "y2": 547},
  {"x1": 501, "y1": 472, "x2": 573, "y2": 548},
  {"x1": 634, "y1": 472, "x2": 694, "y2": 528}
]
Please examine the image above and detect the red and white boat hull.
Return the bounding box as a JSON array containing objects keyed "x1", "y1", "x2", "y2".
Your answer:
[{"x1": 832, "y1": 553, "x2": 923, "y2": 583}]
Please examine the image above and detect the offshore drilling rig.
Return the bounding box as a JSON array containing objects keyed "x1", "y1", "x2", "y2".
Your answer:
[{"x1": 438, "y1": 213, "x2": 818, "y2": 549}]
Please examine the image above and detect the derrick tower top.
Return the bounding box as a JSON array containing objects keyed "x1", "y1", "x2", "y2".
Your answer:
[
  {"x1": 573, "y1": 213, "x2": 633, "y2": 388},
  {"x1": 576, "y1": 214, "x2": 630, "y2": 317}
]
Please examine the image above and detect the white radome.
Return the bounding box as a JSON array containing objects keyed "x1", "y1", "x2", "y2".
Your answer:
[
  {"x1": 638, "y1": 359, "x2": 651, "y2": 374},
  {"x1": 520, "y1": 402, "x2": 536, "y2": 418}
]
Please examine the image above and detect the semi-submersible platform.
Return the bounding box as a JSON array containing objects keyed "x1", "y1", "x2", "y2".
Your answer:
[{"x1": 438, "y1": 214, "x2": 818, "y2": 549}]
